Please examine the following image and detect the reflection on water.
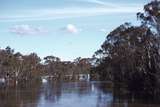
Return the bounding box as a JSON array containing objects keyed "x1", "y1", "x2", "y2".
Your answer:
[{"x1": 0, "y1": 81, "x2": 160, "y2": 107}]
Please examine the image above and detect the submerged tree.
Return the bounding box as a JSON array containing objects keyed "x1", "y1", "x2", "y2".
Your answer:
[
  {"x1": 93, "y1": 0, "x2": 160, "y2": 95},
  {"x1": 94, "y1": 22, "x2": 160, "y2": 95}
]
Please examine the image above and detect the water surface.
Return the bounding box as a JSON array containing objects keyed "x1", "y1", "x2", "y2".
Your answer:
[{"x1": 0, "y1": 81, "x2": 159, "y2": 107}]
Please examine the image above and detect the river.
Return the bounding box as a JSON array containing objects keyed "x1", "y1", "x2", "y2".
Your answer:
[{"x1": 0, "y1": 81, "x2": 159, "y2": 107}]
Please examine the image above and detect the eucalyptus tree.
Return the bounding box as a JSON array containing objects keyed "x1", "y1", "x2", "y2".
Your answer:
[
  {"x1": 44, "y1": 56, "x2": 61, "y2": 78},
  {"x1": 20, "y1": 53, "x2": 41, "y2": 81},
  {"x1": 137, "y1": 0, "x2": 160, "y2": 35},
  {"x1": 91, "y1": 0, "x2": 160, "y2": 95},
  {"x1": 94, "y1": 22, "x2": 160, "y2": 94}
]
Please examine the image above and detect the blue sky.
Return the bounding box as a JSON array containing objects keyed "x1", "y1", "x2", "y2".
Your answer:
[{"x1": 0, "y1": 0, "x2": 150, "y2": 61}]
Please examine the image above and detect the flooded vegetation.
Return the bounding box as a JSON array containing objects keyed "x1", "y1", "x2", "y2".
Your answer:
[{"x1": 0, "y1": 81, "x2": 160, "y2": 107}]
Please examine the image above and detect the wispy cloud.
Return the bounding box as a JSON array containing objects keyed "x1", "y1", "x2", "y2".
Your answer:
[
  {"x1": 100, "y1": 28, "x2": 107, "y2": 33},
  {"x1": 9, "y1": 24, "x2": 48, "y2": 35},
  {"x1": 0, "y1": 2, "x2": 142, "y2": 22},
  {"x1": 79, "y1": 0, "x2": 143, "y2": 7},
  {"x1": 77, "y1": 0, "x2": 125, "y2": 7},
  {"x1": 81, "y1": 0, "x2": 108, "y2": 6}
]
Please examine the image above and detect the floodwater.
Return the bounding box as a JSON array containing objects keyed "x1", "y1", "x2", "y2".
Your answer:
[{"x1": 0, "y1": 81, "x2": 160, "y2": 107}]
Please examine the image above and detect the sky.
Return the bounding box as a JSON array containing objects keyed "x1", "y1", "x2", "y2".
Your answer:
[{"x1": 0, "y1": 0, "x2": 150, "y2": 61}]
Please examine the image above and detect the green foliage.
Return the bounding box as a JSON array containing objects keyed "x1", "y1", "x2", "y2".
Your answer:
[{"x1": 93, "y1": 0, "x2": 160, "y2": 95}]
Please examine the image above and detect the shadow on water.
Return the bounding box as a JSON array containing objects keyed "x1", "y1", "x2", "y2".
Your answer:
[{"x1": 0, "y1": 81, "x2": 160, "y2": 107}]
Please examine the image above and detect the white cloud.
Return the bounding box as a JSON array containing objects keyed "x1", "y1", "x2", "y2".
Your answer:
[
  {"x1": 9, "y1": 24, "x2": 48, "y2": 35},
  {"x1": 66, "y1": 24, "x2": 78, "y2": 34},
  {"x1": 60, "y1": 24, "x2": 79, "y2": 34}
]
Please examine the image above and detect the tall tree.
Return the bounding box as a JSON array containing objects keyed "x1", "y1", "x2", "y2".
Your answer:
[
  {"x1": 137, "y1": 0, "x2": 160, "y2": 35},
  {"x1": 94, "y1": 22, "x2": 160, "y2": 94}
]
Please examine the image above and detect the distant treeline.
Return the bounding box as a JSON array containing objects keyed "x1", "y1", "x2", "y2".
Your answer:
[
  {"x1": 91, "y1": 0, "x2": 160, "y2": 96},
  {"x1": 0, "y1": 46, "x2": 92, "y2": 84}
]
